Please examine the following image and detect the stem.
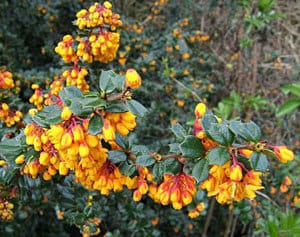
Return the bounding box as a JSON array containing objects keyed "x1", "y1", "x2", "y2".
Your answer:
[
  {"x1": 202, "y1": 198, "x2": 216, "y2": 237},
  {"x1": 255, "y1": 191, "x2": 280, "y2": 208},
  {"x1": 224, "y1": 208, "x2": 233, "y2": 237},
  {"x1": 169, "y1": 76, "x2": 203, "y2": 102}
]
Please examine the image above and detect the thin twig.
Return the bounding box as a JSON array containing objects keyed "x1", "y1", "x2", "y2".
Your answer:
[
  {"x1": 169, "y1": 77, "x2": 202, "y2": 102},
  {"x1": 255, "y1": 191, "x2": 280, "y2": 208},
  {"x1": 202, "y1": 198, "x2": 216, "y2": 237},
  {"x1": 224, "y1": 209, "x2": 233, "y2": 237}
]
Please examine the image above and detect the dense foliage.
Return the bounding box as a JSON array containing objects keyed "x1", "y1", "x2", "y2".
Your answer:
[{"x1": 0, "y1": 1, "x2": 299, "y2": 236}]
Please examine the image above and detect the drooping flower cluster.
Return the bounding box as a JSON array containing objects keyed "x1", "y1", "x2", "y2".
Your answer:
[
  {"x1": 54, "y1": 35, "x2": 78, "y2": 63},
  {"x1": 200, "y1": 161, "x2": 264, "y2": 204},
  {"x1": 0, "y1": 102, "x2": 22, "y2": 127},
  {"x1": 29, "y1": 84, "x2": 44, "y2": 110},
  {"x1": 0, "y1": 199, "x2": 14, "y2": 221},
  {"x1": 75, "y1": 1, "x2": 122, "y2": 30},
  {"x1": 61, "y1": 66, "x2": 89, "y2": 92},
  {"x1": 149, "y1": 172, "x2": 196, "y2": 209},
  {"x1": 0, "y1": 70, "x2": 14, "y2": 89}
]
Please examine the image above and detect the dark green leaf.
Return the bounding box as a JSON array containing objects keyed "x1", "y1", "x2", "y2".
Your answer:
[
  {"x1": 163, "y1": 158, "x2": 181, "y2": 175},
  {"x1": 108, "y1": 150, "x2": 127, "y2": 164},
  {"x1": 192, "y1": 159, "x2": 209, "y2": 182},
  {"x1": 33, "y1": 104, "x2": 62, "y2": 126},
  {"x1": 207, "y1": 147, "x2": 230, "y2": 165},
  {"x1": 250, "y1": 152, "x2": 269, "y2": 171},
  {"x1": 170, "y1": 123, "x2": 186, "y2": 140},
  {"x1": 201, "y1": 113, "x2": 218, "y2": 132},
  {"x1": 106, "y1": 101, "x2": 128, "y2": 113},
  {"x1": 81, "y1": 94, "x2": 106, "y2": 109},
  {"x1": 59, "y1": 86, "x2": 83, "y2": 106},
  {"x1": 207, "y1": 123, "x2": 235, "y2": 146},
  {"x1": 131, "y1": 145, "x2": 149, "y2": 155},
  {"x1": 229, "y1": 121, "x2": 261, "y2": 142},
  {"x1": 237, "y1": 155, "x2": 252, "y2": 170},
  {"x1": 276, "y1": 99, "x2": 300, "y2": 117},
  {"x1": 152, "y1": 162, "x2": 166, "y2": 181},
  {"x1": 119, "y1": 162, "x2": 135, "y2": 176},
  {"x1": 179, "y1": 135, "x2": 204, "y2": 158},
  {"x1": 99, "y1": 70, "x2": 117, "y2": 93},
  {"x1": 88, "y1": 114, "x2": 103, "y2": 135},
  {"x1": 115, "y1": 133, "x2": 126, "y2": 148},
  {"x1": 136, "y1": 155, "x2": 155, "y2": 167},
  {"x1": 126, "y1": 99, "x2": 147, "y2": 117},
  {"x1": 169, "y1": 143, "x2": 180, "y2": 153}
]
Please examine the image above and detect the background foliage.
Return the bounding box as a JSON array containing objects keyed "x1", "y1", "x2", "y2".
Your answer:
[{"x1": 0, "y1": 0, "x2": 299, "y2": 236}]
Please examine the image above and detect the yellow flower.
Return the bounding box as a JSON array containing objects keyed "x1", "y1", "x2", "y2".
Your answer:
[
  {"x1": 125, "y1": 69, "x2": 142, "y2": 89},
  {"x1": 274, "y1": 146, "x2": 294, "y2": 163},
  {"x1": 229, "y1": 164, "x2": 243, "y2": 182},
  {"x1": 194, "y1": 103, "x2": 206, "y2": 118}
]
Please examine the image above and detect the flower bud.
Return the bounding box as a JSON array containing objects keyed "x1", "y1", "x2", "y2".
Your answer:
[
  {"x1": 125, "y1": 69, "x2": 142, "y2": 89},
  {"x1": 274, "y1": 146, "x2": 294, "y2": 163},
  {"x1": 229, "y1": 164, "x2": 243, "y2": 182}
]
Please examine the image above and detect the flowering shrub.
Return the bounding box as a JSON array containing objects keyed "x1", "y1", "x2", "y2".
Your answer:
[{"x1": 0, "y1": 1, "x2": 299, "y2": 237}]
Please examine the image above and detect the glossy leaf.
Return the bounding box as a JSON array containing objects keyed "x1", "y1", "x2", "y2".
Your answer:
[
  {"x1": 179, "y1": 135, "x2": 204, "y2": 159},
  {"x1": 206, "y1": 123, "x2": 235, "y2": 146},
  {"x1": 126, "y1": 99, "x2": 147, "y2": 117},
  {"x1": 88, "y1": 114, "x2": 103, "y2": 135},
  {"x1": 250, "y1": 152, "x2": 269, "y2": 171},
  {"x1": 136, "y1": 155, "x2": 155, "y2": 167},
  {"x1": 192, "y1": 159, "x2": 209, "y2": 182},
  {"x1": 170, "y1": 123, "x2": 186, "y2": 140},
  {"x1": 229, "y1": 121, "x2": 261, "y2": 142},
  {"x1": 108, "y1": 150, "x2": 127, "y2": 164},
  {"x1": 207, "y1": 147, "x2": 230, "y2": 165}
]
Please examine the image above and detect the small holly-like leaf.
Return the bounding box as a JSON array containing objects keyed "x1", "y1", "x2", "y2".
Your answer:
[
  {"x1": 163, "y1": 158, "x2": 181, "y2": 175},
  {"x1": 81, "y1": 93, "x2": 106, "y2": 109},
  {"x1": 281, "y1": 82, "x2": 300, "y2": 97},
  {"x1": 59, "y1": 86, "x2": 83, "y2": 106},
  {"x1": 99, "y1": 70, "x2": 116, "y2": 93},
  {"x1": 169, "y1": 143, "x2": 180, "y2": 153},
  {"x1": 207, "y1": 147, "x2": 230, "y2": 165},
  {"x1": 33, "y1": 104, "x2": 62, "y2": 126},
  {"x1": 192, "y1": 159, "x2": 209, "y2": 182},
  {"x1": 170, "y1": 123, "x2": 186, "y2": 140},
  {"x1": 106, "y1": 101, "x2": 128, "y2": 113},
  {"x1": 126, "y1": 99, "x2": 147, "y2": 117},
  {"x1": 88, "y1": 114, "x2": 103, "y2": 135},
  {"x1": 237, "y1": 155, "x2": 252, "y2": 170},
  {"x1": 131, "y1": 145, "x2": 149, "y2": 156},
  {"x1": 136, "y1": 155, "x2": 155, "y2": 167},
  {"x1": 108, "y1": 150, "x2": 127, "y2": 164},
  {"x1": 206, "y1": 123, "x2": 235, "y2": 146},
  {"x1": 179, "y1": 135, "x2": 204, "y2": 159},
  {"x1": 201, "y1": 113, "x2": 218, "y2": 132},
  {"x1": 152, "y1": 162, "x2": 166, "y2": 181},
  {"x1": 119, "y1": 162, "x2": 135, "y2": 176},
  {"x1": 250, "y1": 152, "x2": 269, "y2": 171},
  {"x1": 229, "y1": 121, "x2": 262, "y2": 143}
]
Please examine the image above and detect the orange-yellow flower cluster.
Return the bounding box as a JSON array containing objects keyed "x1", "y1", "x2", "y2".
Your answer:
[
  {"x1": 0, "y1": 199, "x2": 14, "y2": 221},
  {"x1": 188, "y1": 202, "x2": 206, "y2": 218},
  {"x1": 0, "y1": 70, "x2": 14, "y2": 89},
  {"x1": 200, "y1": 161, "x2": 264, "y2": 204},
  {"x1": 61, "y1": 66, "x2": 89, "y2": 92},
  {"x1": 54, "y1": 35, "x2": 78, "y2": 63},
  {"x1": 0, "y1": 103, "x2": 22, "y2": 127},
  {"x1": 76, "y1": 31, "x2": 120, "y2": 63},
  {"x1": 102, "y1": 111, "x2": 137, "y2": 141},
  {"x1": 149, "y1": 172, "x2": 196, "y2": 209},
  {"x1": 75, "y1": 1, "x2": 122, "y2": 30},
  {"x1": 29, "y1": 84, "x2": 44, "y2": 110},
  {"x1": 132, "y1": 167, "x2": 153, "y2": 201}
]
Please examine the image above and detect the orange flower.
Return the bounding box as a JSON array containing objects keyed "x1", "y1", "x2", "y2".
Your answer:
[{"x1": 229, "y1": 164, "x2": 243, "y2": 182}]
